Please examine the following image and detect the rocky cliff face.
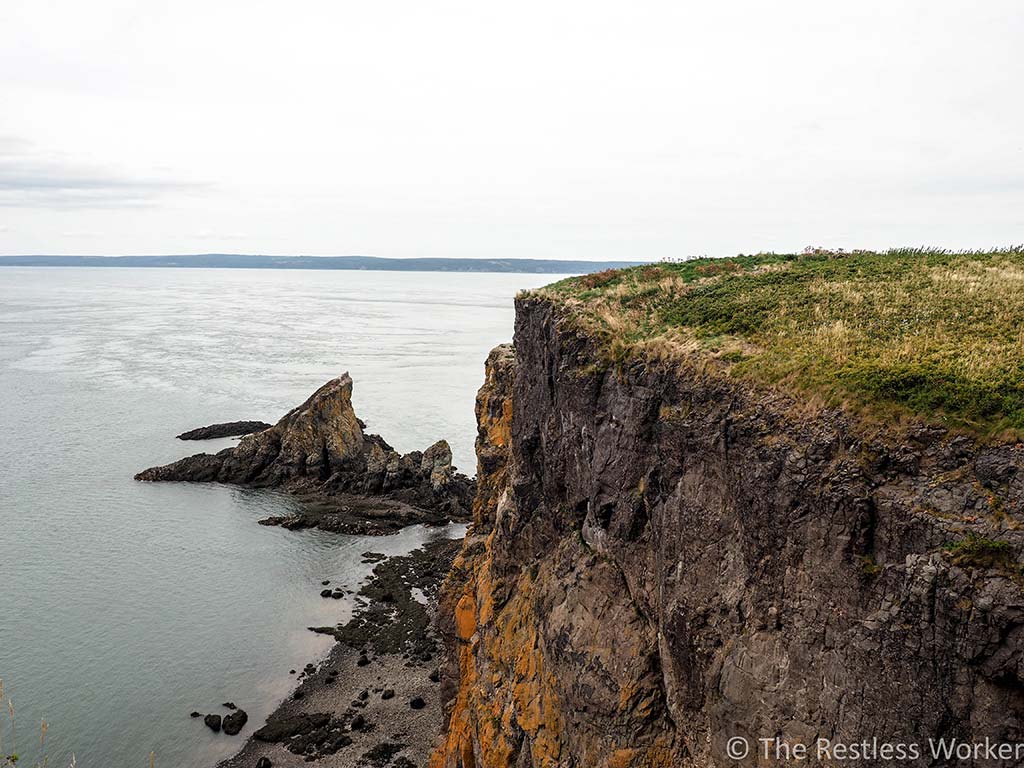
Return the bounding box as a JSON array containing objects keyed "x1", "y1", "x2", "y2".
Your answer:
[
  {"x1": 433, "y1": 297, "x2": 1024, "y2": 767},
  {"x1": 137, "y1": 374, "x2": 473, "y2": 522}
]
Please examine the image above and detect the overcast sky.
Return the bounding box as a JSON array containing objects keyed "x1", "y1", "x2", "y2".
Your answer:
[{"x1": 0, "y1": 1, "x2": 1021, "y2": 259}]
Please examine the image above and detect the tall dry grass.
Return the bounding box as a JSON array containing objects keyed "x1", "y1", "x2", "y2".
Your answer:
[{"x1": 534, "y1": 247, "x2": 1024, "y2": 437}]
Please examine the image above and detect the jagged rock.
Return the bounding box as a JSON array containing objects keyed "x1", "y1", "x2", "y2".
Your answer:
[
  {"x1": 136, "y1": 374, "x2": 473, "y2": 525},
  {"x1": 176, "y1": 421, "x2": 271, "y2": 440},
  {"x1": 255, "y1": 758, "x2": 272, "y2": 768}
]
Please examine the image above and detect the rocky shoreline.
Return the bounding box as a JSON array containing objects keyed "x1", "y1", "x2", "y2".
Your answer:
[
  {"x1": 256, "y1": 494, "x2": 458, "y2": 536},
  {"x1": 218, "y1": 537, "x2": 461, "y2": 768},
  {"x1": 132, "y1": 372, "x2": 476, "y2": 766},
  {"x1": 137, "y1": 374, "x2": 474, "y2": 532}
]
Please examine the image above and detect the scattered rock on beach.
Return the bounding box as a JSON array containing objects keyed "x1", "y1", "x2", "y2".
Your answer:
[
  {"x1": 219, "y1": 539, "x2": 462, "y2": 768},
  {"x1": 320, "y1": 589, "x2": 333, "y2": 597},
  {"x1": 254, "y1": 712, "x2": 330, "y2": 742},
  {"x1": 190, "y1": 711, "x2": 202, "y2": 718},
  {"x1": 255, "y1": 758, "x2": 272, "y2": 768},
  {"x1": 360, "y1": 742, "x2": 407, "y2": 765}
]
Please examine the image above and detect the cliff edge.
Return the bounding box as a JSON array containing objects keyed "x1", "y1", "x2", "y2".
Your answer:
[{"x1": 433, "y1": 250, "x2": 1024, "y2": 767}]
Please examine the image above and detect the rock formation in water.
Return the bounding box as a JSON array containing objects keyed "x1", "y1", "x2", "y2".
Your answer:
[
  {"x1": 432, "y1": 294, "x2": 1024, "y2": 767},
  {"x1": 176, "y1": 421, "x2": 272, "y2": 440},
  {"x1": 137, "y1": 374, "x2": 473, "y2": 524}
]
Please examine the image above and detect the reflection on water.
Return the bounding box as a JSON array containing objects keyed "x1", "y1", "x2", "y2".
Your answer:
[{"x1": 0, "y1": 268, "x2": 561, "y2": 768}]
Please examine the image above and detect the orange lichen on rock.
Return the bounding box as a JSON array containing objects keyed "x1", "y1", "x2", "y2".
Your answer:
[
  {"x1": 432, "y1": 342, "x2": 681, "y2": 768},
  {"x1": 455, "y1": 593, "x2": 476, "y2": 641}
]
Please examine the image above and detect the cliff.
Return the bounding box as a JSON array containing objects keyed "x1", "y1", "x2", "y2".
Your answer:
[
  {"x1": 137, "y1": 374, "x2": 473, "y2": 526},
  {"x1": 433, "y1": 250, "x2": 1024, "y2": 767}
]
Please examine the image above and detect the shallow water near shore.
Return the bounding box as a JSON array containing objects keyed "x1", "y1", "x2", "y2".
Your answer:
[{"x1": 0, "y1": 268, "x2": 563, "y2": 768}]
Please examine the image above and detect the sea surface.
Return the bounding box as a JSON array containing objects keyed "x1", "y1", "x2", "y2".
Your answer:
[{"x1": 0, "y1": 267, "x2": 564, "y2": 768}]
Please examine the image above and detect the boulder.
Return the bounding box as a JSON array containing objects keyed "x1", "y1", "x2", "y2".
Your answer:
[{"x1": 222, "y1": 708, "x2": 248, "y2": 735}]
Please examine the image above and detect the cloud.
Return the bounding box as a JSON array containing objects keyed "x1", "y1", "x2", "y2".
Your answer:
[
  {"x1": 0, "y1": 137, "x2": 200, "y2": 208},
  {"x1": 194, "y1": 231, "x2": 250, "y2": 240}
]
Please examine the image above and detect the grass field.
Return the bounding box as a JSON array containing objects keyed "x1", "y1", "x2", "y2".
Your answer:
[{"x1": 533, "y1": 248, "x2": 1024, "y2": 438}]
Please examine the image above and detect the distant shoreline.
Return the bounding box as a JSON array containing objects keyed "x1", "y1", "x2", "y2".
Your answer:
[{"x1": 0, "y1": 254, "x2": 646, "y2": 274}]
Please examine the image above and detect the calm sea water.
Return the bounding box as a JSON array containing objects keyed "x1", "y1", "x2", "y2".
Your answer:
[{"x1": 0, "y1": 268, "x2": 563, "y2": 768}]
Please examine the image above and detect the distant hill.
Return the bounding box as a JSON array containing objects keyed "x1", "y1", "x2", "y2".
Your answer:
[{"x1": 0, "y1": 254, "x2": 647, "y2": 274}]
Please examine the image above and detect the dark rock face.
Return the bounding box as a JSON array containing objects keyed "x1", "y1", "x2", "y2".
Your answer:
[
  {"x1": 222, "y1": 708, "x2": 248, "y2": 735},
  {"x1": 136, "y1": 374, "x2": 473, "y2": 523},
  {"x1": 203, "y1": 713, "x2": 222, "y2": 733},
  {"x1": 434, "y1": 298, "x2": 1024, "y2": 767},
  {"x1": 176, "y1": 421, "x2": 272, "y2": 440}
]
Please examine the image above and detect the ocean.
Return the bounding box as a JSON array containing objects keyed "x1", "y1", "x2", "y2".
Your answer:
[{"x1": 0, "y1": 267, "x2": 562, "y2": 768}]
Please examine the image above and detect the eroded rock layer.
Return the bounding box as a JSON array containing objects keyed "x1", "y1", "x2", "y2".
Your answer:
[
  {"x1": 433, "y1": 297, "x2": 1024, "y2": 768},
  {"x1": 137, "y1": 374, "x2": 472, "y2": 520}
]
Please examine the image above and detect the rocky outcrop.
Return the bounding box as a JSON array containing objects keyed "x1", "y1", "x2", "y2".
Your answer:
[
  {"x1": 137, "y1": 374, "x2": 472, "y2": 523},
  {"x1": 222, "y1": 708, "x2": 249, "y2": 736},
  {"x1": 176, "y1": 421, "x2": 272, "y2": 440},
  {"x1": 433, "y1": 297, "x2": 1024, "y2": 768}
]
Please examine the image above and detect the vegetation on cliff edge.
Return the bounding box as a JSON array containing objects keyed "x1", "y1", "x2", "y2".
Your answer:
[{"x1": 531, "y1": 247, "x2": 1024, "y2": 438}]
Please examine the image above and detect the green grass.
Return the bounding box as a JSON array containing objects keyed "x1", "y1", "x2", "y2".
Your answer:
[
  {"x1": 944, "y1": 533, "x2": 1017, "y2": 570},
  {"x1": 531, "y1": 247, "x2": 1024, "y2": 438}
]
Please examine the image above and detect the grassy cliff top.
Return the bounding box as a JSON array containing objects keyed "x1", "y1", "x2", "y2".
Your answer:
[{"x1": 532, "y1": 248, "x2": 1024, "y2": 438}]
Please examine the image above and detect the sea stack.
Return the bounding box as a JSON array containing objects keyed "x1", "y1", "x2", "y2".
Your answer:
[{"x1": 136, "y1": 374, "x2": 473, "y2": 523}]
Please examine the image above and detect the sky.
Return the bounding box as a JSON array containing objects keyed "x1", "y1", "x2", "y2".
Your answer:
[{"x1": 0, "y1": 0, "x2": 1021, "y2": 259}]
